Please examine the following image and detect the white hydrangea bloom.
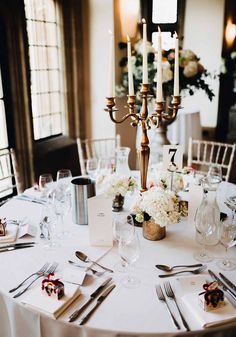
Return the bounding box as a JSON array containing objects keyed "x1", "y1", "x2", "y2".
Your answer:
[{"x1": 183, "y1": 61, "x2": 198, "y2": 78}]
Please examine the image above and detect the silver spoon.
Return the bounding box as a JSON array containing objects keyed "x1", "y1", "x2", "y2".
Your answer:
[
  {"x1": 158, "y1": 265, "x2": 207, "y2": 278},
  {"x1": 75, "y1": 251, "x2": 113, "y2": 273},
  {"x1": 156, "y1": 263, "x2": 203, "y2": 272}
]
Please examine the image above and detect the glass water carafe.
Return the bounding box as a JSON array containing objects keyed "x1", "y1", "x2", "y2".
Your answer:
[
  {"x1": 194, "y1": 177, "x2": 220, "y2": 262},
  {"x1": 116, "y1": 147, "x2": 131, "y2": 176},
  {"x1": 195, "y1": 177, "x2": 220, "y2": 246}
]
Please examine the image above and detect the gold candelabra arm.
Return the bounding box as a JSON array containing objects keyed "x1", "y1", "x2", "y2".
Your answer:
[
  {"x1": 162, "y1": 95, "x2": 181, "y2": 121},
  {"x1": 105, "y1": 97, "x2": 139, "y2": 125}
]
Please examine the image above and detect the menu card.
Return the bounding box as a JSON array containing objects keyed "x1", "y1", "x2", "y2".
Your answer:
[{"x1": 88, "y1": 195, "x2": 113, "y2": 247}]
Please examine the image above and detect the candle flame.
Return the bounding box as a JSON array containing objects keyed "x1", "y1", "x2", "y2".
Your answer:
[
  {"x1": 142, "y1": 18, "x2": 146, "y2": 24},
  {"x1": 127, "y1": 35, "x2": 130, "y2": 42},
  {"x1": 158, "y1": 26, "x2": 161, "y2": 33},
  {"x1": 174, "y1": 31, "x2": 178, "y2": 39}
]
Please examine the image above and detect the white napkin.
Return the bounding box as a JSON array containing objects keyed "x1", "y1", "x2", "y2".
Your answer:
[
  {"x1": 62, "y1": 267, "x2": 86, "y2": 286},
  {"x1": 181, "y1": 292, "x2": 236, "y2": 328},
  {"x1": 21, "y1": 281, "x2": 81, "y2": 319},
  {"x1": 0, "y1": 225, "x2": 18, "y2": 244}
]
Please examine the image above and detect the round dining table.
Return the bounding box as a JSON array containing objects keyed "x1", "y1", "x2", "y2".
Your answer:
[{"x1": 0, "y1": 181, "x2": 236, "y2": 337}]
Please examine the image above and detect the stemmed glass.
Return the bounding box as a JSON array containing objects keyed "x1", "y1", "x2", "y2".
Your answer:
[
  {"x1": 40, "y1": 201, "x2": 59, "y2": 250},
  {"x1": 225, "y1": 184, "x2": 236, "y2": 221},
  {"x1": 86, "y1": 158, "x2": 98, "y2": 179},
  {"x1": 39, "y1": 173, "x2": 53, "y2": 197},
  {"x1": 207, "y1": 165, "x2": 222, "y2": 185},
  {"x1": 113, "y1": 214, "x2": 135, "y2": 272},
  {"x1": 118, "y1": 233, "x2": 140, "y2": 287},
  {"x1": 55, "y1": 169, "x2": 72, "y2": 239},
  {"x1": 216, "y1": 217, "x2": 236, "y2": 270}
]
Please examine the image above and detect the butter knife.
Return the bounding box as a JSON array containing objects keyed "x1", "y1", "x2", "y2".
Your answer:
[
  {"x1": 0, "y1": 242, "x2": 35, "y2": 249},
  {"x1": 219, "y1": 273, "x2": 236, "y2": 293},
  {"x1": 79, "y1": 284, "x2": 116, "y2": 325},
  {"x1": 0, "y1": 245, "x2": 34, "y2": 253},
  {"x1": 68, "y1": 277, "x2": 112, "y2": 322},
  {"x1": 208, "y1": 270, "x2": 236, "y2": 301}
]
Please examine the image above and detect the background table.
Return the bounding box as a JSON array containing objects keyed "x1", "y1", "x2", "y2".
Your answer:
[{"x1": 0, "y1": 182, "x2": 235, "y2": 337}]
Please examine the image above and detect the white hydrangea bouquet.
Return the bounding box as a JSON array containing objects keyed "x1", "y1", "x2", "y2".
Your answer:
[
  {"x1": 131, "y1": 187, "x2": 180, "y2": 227},
  {"x1": 97, "y1": 174, "x2": 137, "y2": 197}
]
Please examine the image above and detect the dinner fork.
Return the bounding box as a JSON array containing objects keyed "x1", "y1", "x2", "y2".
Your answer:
[
  {"x1": 13, "y1": 262, "x2": 58, "y2": 298},
  {"x1": 164, "y1": 281, "x2": 190, "y2": 331},
  {"x1": 155, "y1": 285, "x2": 180, "y2": 330},
  {"x1": 9, "y1": 262, "x2": 50, "y2": 293},
  {"x1": 158, "y1": 265, "x2": 207, "y2": 278}
]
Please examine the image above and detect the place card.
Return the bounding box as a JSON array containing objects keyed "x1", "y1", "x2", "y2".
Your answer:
[
  {"x1": 88, "y1": 195, "x2": 113, "y2": 247},
  {"x1": 162, "y1": 145, "x2": 183, "y2": 171},
  {"x1": 61, "y1": 267, "x2": 86, "y2": 286},
  {"x1": 188, "y1": 183, "x2": 203, "y2": 226},
  {"x1": 18, "y1": 222, "x2": 37, "y2": 238}
]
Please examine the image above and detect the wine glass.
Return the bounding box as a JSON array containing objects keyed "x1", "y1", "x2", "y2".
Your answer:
[
  {"x1": 56, "y1": 169, "x2": 72, "y2": 185},
  {"x1": 118, "y1": 233, "x2": 140, "y2": 287},
  {"x1": 39, "y1": 173, "x2": 53, "y2": 196},
  {"x1": 86, "y1": 158, "x2": 98, "y2": 179},
  {"x1": 207, "y1": 165, "x2": 222, "y2": 186},
  {"x1": 225, "y1": 184, "x2": 236, "y2": 221},
  {"x1": 53, "y1": 187, "x2": 71, "y2": 240},
  {"x1": 113, "y1": 214, "x2": 135, "y2": 272},
  {"x1": 216, "y1": 217, "x2": 236, "y2": 270},
  {"x1": 40, "y1": 201, "x2": 59, "y2": 250}
]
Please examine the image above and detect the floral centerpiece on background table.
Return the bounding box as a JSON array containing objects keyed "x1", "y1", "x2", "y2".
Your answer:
[
  {"x1": 97, "y1": 174, "x2": 137, "y2": 212},
  {"x1": 117, "y1": 39, "x2": 215, "y2": 105},
  {"x1": 131, "y1": 187, "x2": 180, "y2": 240}
]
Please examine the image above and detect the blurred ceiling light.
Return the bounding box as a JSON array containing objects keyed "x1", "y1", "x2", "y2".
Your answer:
[
  {"x1": 225, "y1": 18, "x2": 236, "y2": 48},
  {"x1": 119, "y1": 0, "x2": 140, "y2": 40}
]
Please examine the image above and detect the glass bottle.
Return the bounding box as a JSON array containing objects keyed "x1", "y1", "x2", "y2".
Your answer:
[
  {"x1": 116, "y1": 147, "x2": 130, "y2": 176},
  {"x1": 194, "y1": 177, "x2": 220, "y2": 262}
]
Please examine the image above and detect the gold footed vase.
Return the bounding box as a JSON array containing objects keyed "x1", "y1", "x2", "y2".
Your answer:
[{"x1": 143, "y1": 218, "x2": 166, "y2": 241}]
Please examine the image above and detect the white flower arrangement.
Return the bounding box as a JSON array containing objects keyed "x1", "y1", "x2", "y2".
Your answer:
[
  {"x1": 131, "y1": 187, "x2": 180, "y2": 227},
  {"x1": 99, "y1": 174, "x2": 137, "y2": 197}
]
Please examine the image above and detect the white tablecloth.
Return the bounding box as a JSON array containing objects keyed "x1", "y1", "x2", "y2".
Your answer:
[{"x1": 0, "y1": 182, "x2": 236, "y2": 337}]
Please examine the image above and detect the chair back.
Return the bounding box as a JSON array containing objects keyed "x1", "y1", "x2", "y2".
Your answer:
[
  {"x1": 187, "y1": 137, "x2": 235, "y2": 181},
  {"x1": 0, "y1": 148, "x2": 23, "y2": 199},
  {"x1": 77, "y1": 135, "x2": 121, "y2": 175}
]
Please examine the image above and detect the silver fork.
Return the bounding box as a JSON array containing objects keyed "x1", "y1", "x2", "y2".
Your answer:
[
  {"x1": 155, "y1": 285, "x2": 180, "y2": 330},
  {"x1": 158, "y1": 265, "x2": 207, "y2": 278},
  {"x1": 164, "y1": 281, "x2": 190, "y2": 331},
  {"x1": 68, "y1": 260, "x2": 105, "y2": 277},
  {"x1": 9, "y1": 262, "x2": 50, "y2": 293},
  {"x1": 13, "y1": 262, "x2": 58, "y2": 298}
]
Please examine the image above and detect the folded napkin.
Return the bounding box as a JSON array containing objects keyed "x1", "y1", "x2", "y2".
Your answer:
[
  {"x1": 21, "y1": 280, "x2": 81, "y2": 319},
  {"x1": 0, "y1": 225, "x2": 18, "y2": 244},
  {"x1": 181, "y1": 292, "x2": 236, "y2": 328}
]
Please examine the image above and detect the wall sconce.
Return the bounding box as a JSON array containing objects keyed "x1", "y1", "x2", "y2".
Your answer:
[
  {"x1": 119, "y1": 0, "x2": 140, "y2": 40},
  {"x1": 225, "y1": 18, "x2": 236, "y2": 48}
]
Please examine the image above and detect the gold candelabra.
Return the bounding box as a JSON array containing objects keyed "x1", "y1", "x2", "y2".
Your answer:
[{"x1": 105, "y1": 84, "x2": 181, "y2": 192}]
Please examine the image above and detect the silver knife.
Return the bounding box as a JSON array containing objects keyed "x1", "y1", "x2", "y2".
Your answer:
[
  {"x1": 208, "y1": 270, "x2": 236, "y2": 301},
  {"x1": 219, "y1": 273, "x2": 236, "y2": 293},
  {"x1": 79, "y1": 284, "x2": 116, "y2": 325},
  {"x1": 68, "y1": 277, "x2": 112, "y2": 322},
  {"x1": 0, "y1": 245, "x2": 34, "y2": 253},
  {"x1": 0, "y1": 242, "x2": 35, "y2": 249}
]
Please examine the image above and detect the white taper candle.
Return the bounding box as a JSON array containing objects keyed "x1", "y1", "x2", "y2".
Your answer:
[
  {"x1": 156, "y1": 26, "x2": 163, "y2": 102},
  {"x1": 174, "y1": 32, "x2": 179, "y2": 96},
  {"x1": 108, "y1": 31, "x2": 115, "y2": 97},
  {"x1": 142, "y1": 18, "x2": 148, "y2": 84},
  {"x1": 127, "y1": 35, "x2": 134, "y2": 96}
]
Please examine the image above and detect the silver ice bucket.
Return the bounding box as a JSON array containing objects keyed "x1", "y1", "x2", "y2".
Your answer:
[{"x1": 71, "y1": 177, "x2": 96, "y2": 225}]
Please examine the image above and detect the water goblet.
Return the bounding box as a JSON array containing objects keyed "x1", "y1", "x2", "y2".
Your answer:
[
  {"x1": 40, "y1": 202, "x2": 59, "y2": 250},
  {"x1": 118, "y1": 233, "x2": 140, "y2": 287},
  {"x1": 39, "y1": 173, "x2": 53, "y2": 197},
  {"x1": 207, "y1": 165, "x2": 222, "y2": 186},
  {"x1": 53, "y1": 188, "x2": 71, "y2": 240},
  {"x1": 216, "y1": 217, "x2": 236, "y2": 270},
  {"x1": 86, "y1": 158, "x2": 98, "y2": 179},
  {"x1": 113, "y1": 214, "x2": 135, "y2": 272}
]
